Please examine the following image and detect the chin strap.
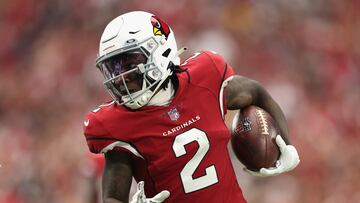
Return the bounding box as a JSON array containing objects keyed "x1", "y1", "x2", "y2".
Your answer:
[
  {"x1": 123, "y1": 90, "x2": 153, "y2": 109},
  {"x1": 147, "y1": 79, "x2": 174, "y2": 106}
]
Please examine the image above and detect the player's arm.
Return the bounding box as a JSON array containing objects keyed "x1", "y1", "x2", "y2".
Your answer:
[
  {"x1": 102, "y1": 150, "x2": 170, "y2": 203},
  {"x1": 102, "y1": 150, "x2": 133, "y2": 203},
  {"x1": 225, "y1": 75, "x2": 300, "y2": 176},
  {"x1": 225, "y1": 75, "x2": 290, "y2": 143}
]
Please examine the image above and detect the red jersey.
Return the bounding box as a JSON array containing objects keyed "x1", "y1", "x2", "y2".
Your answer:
[{"x1": 83, "y1": 51, "x2": 246, "y2": 203}]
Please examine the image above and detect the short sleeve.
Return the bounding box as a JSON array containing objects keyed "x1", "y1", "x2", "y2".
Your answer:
[
  {"x1": 203, "y1": 51, "x2": 235, "y2": 118},
  {"x1": 83, "y1": 110, "x2": 144, "y2": 158},
  {"x1": 83, "y1": 112, "x2": 116, "y2": 153},
  {"x1": 203, "y1": 51, "x2": 234, "y2": 82}
]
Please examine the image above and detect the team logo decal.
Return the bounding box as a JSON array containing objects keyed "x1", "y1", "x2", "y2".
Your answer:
[
  {"x1": 168, "y1": 108, "x2": 180, "y2": 121},
  {"x1": 151, "y1": 15, "x2": 170, "y2": 39}
]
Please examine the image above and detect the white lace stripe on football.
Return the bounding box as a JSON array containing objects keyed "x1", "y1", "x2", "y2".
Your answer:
[
  {"x1": 219, "y1": 76, "x2": 234, "y2": 119},
  {"x1": 101, "y1": 141, "x2": 144, "y2": 159}
]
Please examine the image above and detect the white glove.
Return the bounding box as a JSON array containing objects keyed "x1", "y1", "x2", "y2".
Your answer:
[
  {"x1": 130, "y1": 181, "x2": 170, "y2": 203},
  {"x1": 244, "y1": 135, "x2": 300, "y2": 177}
]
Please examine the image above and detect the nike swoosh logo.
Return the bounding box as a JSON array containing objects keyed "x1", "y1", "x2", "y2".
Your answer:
[
  {"x1": 84, "y1": 119, "x2": 90, "y2": 127},
  {"x1": 129, "y1": 30, "x2": 140, "y2": 34}
]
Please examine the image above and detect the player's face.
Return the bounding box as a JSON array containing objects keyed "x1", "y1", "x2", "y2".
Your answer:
[{"x1": 101, "y1": 52, "x2": 147, "y2": 95}]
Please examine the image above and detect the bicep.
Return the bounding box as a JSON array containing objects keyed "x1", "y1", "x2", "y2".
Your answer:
[
  {"x1": 225, "y1": 75, "x2": 264, "y2": 110},
  {"x1": 102, "y1": 150, "x2": 133, "y2": 203}
]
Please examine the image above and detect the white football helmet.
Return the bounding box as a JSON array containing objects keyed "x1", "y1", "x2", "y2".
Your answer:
[{"x1": 96, "y1": 11, "x2": 180, "y2": 109}]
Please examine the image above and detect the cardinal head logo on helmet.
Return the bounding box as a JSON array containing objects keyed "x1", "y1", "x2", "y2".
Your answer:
[{"x1": 151, "y1": 16, "x2": 170, "y2": 39}]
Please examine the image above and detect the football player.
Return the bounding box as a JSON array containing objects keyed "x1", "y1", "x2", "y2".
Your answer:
[{"x1": 83, "y1": 11, "x2": 300, "y2": 203}]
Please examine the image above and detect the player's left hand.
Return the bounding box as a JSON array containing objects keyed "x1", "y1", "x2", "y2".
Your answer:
[
  {"x1": 130, "y1": 181, "x2": 170, "y2": 203},
  {"x1": 244, "y1": 135, "x2": 300, "y2": 177}
]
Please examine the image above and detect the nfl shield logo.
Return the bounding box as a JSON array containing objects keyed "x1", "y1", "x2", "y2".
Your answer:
[
  {"x1": 168, "y1": 108, "x2": 180, "y2": 121},
  {"x1": 242, "y1": 117, "x2": 252, "y2": 132}
]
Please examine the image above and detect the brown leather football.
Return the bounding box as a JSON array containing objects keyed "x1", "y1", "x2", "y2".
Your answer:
[{"x1": 231, "y1": 106, "x2": 280, "y2": 171}]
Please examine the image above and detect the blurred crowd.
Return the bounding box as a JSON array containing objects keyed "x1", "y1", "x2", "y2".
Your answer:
[{"x1": 0, "y1": 0, "x2": 359, "y2": 202}]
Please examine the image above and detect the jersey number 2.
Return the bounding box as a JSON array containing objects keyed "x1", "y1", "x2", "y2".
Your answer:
[{"x1": 172, "y1": 128, "x2": 219, "y2": 193}]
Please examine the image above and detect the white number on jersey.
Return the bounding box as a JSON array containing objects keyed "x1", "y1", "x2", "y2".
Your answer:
[{"x1": 172, "y1": 128, "x2": 219, "y2": 193}]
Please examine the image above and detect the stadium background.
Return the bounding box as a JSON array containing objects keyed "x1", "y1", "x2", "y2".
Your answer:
[{"x1": 0, "y1": 0, "x2": 359, "y2": 202}]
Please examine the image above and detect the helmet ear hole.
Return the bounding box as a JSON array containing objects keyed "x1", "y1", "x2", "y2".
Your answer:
[{"x1": 162, "y1": 48, "x2": 171, "y2": 57}]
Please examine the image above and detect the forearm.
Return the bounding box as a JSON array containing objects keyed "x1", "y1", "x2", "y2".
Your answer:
[
  {"x1": 102, "y1": 169, "x2": 131, "y2": 203},
  {"x1": 254, "y1": 89, "x2": 290, "y2": 144},
  {"x1": 102, "y1": 150, "x2": 133, "y2": 203}
]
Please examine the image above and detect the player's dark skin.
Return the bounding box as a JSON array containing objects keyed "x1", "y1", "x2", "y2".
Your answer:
[{"x1": 102, "y1": 75, "x2": 290, "y2": 203}]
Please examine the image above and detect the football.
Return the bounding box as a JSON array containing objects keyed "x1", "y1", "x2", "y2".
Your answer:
[{"x1": 231, "y1": 106, "x2": 280, "y2": 171}]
